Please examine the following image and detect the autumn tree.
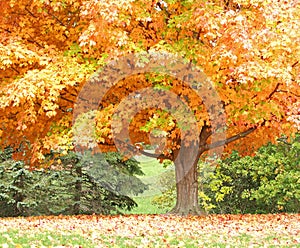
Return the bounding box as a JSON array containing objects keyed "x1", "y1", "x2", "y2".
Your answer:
[{"x1": 0, "y1": 0, "x2": 299, "y2": 215}]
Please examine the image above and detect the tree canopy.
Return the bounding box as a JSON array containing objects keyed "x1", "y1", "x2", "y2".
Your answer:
[{"x1": 0, "y1": 0, "x2": 299, "y2": 167}]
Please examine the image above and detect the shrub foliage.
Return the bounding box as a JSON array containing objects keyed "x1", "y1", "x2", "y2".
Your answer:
[{"x1": 153, "y1": 134, "x2": 300, "y2": 214}]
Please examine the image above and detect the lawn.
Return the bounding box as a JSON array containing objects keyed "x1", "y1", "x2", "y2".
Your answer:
[
  {"x1": 0, "y1": 156, "x2": 299, "y2": 247},
  {"x1": 0, "y1": 214, "x2": 299, "y2": 247},
  {"x1": 124, "y1": 153, "x2": 175, "y2": 215}
]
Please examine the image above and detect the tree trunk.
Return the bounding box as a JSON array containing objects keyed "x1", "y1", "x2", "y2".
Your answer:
[{"x1": 169, "y1": 146, "x2": 204, "y2": 216}]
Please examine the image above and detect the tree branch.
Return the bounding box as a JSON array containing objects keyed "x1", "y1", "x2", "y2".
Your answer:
[
  {"x1": 268, "y1": 82, "x2": 280, "y2": 99},
  {"x1": 138, "y1": 149, "x2": 169, "y2": 159},
  {"x1": 198, "y1": 124, "x2": 212, "y2": 154},
  {"x1": 25, "y1": 6, "x2": 37, "y2": 18},
  {"x1": 292, "y1": 61, "x2": 299, "y2": 68},
  {"x1": 100, "y1": 123, "x2": 255, "y2": 161},
  {"x1": 60, "y1": 95, "x2": 76, "y2": 104},
  {"x1": 205, "y1": 126, "x2": 256, "y2": 151},
  {"x1": 276, "y1": 89, "x2": 300, "y2": 98},
  {"x1": 114, "y1": 138, "x2": 169, "y2": 160}
]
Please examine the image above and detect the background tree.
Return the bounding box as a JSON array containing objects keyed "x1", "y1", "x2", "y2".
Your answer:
[
  {"x1": 0, "y1": 151, "x2": 146, "y2": 217},
  {"x1": 0, "y1": 0, "x2": 299, "y2": 215}
]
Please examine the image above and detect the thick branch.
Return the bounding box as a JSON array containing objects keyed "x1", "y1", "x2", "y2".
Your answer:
[
  {"x1": 102, "y1": 124, "x2": 255, "y2": 161},
  {"x1": 114, "y1": 138, "x2": 169, "y2": 160},
  {"x1": 205, "y1": 127, "x2": 256, "y2": 151},
  {"x1": 198, "y1": 125, "x2": 212, "y2": 154},
  {"x1": 138, "y1": 149, "x2": 169, "y2": 159}
]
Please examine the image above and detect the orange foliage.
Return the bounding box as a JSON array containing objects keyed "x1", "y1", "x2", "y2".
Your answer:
[{"x1": 0, "y1": 0, "x2": 299, "y2": 166}]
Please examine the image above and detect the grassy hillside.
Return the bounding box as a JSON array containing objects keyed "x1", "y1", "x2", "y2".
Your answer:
[{"x1": 124, "y1": 154, "x2": 175, "y2": 214}]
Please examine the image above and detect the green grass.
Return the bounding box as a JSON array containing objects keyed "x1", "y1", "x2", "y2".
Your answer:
[
  {"x1": 0, "y1": 230, "x2": 93, "y2": 247},
  {"x1": 0, "y1": 230, "x2": 265, "y2": 248},
  {"x1": 123, "y1": 195, "x2": 169, "y2": 214},
  {"x1": 124, "y1": 154, "x2": 174, "y2": 214}
]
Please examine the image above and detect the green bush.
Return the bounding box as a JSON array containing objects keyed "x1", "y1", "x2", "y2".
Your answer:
[
  {"x1": 205, "y1": 134, "x2": 300, "y2": 214},
  {"x1": 0, "y1": 151, "x2": 148, "y2": 217},
  {"x1": 153, "y1": 134, "x2": 300, "y2": 214},
  {"x1": 151, "y1": 168, "x2": 176, "y2": 210}
]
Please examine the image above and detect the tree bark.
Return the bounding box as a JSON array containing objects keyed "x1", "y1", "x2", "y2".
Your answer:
[
  {"x1": 166, "y1": 126, "x2": 256, "y2": 216},
  {"x1": 169, "y1": 146, "x2": 204, "y2": 216}
]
